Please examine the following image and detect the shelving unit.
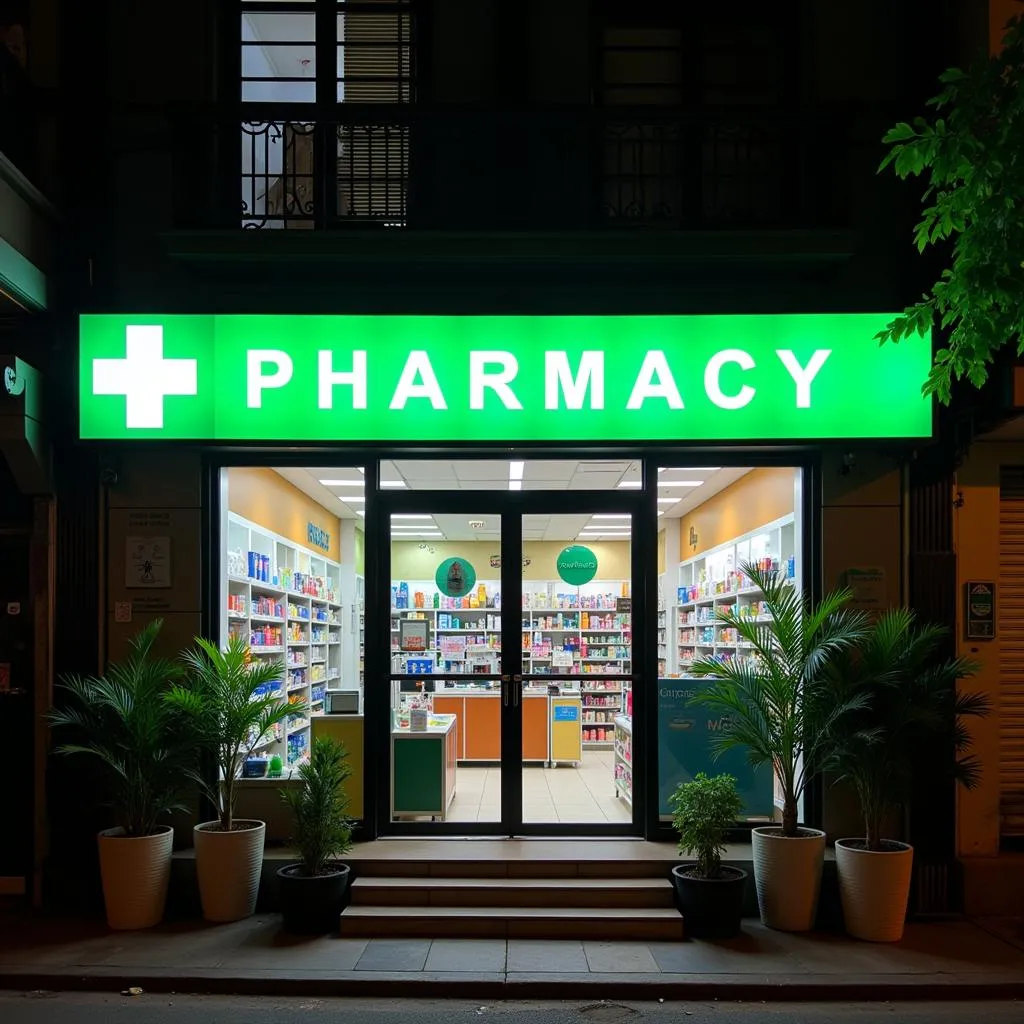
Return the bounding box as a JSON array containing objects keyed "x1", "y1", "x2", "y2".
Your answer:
[
  {"x1": 613, "y1": 715, "x2": 632, "y2": 806},
  {"x1": 225, "y1": 512, "x2": 343, "y2": 769},
  {"x1": 390, "y1": 577, "x2": 632, "y2": 749},
  {"x1": 674, "y1": 515, "x2": 797, "y2": 677}
]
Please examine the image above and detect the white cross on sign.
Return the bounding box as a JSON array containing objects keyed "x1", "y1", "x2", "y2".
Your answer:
[{"x1": 93, "y1": 325, "x2": 198, "y2": 429}]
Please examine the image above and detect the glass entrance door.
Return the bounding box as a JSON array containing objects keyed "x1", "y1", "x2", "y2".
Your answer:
[{"x1": 380, "y1": 475, "x2": 643, "y2": 836}]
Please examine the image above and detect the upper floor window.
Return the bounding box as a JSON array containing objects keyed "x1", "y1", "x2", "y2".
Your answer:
[
  {"x1": 239, "y1": 1, "x2": 413, "y2": 229},
  {"x1": 240, "y1": 0, "x2": 413, "y2": 104}
]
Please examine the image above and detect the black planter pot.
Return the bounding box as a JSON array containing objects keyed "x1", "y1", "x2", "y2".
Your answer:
[
  {"x1": 671, "y1": 864, "x2": 748, "y2": 939},
  {"x1": 277, "y1": 863, "x2": 352, "y2": 934}
]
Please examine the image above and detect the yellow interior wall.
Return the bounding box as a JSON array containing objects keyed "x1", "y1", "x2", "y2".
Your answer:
[
  {"x1": 355, "y1": 527, "x2": 365, "y2": 576},
  {"x1": 678, "y1": 468, "x2": 795, "y2": 557},
  {"x1": 658, "y1": 529, "x2": 666, "y2": 575},
  {"x1": 391, "y1": 540, "x2": 631, "y2": 583},
  {"x1": 228, "y1": 467, "x2": 342, "y2": 562}
]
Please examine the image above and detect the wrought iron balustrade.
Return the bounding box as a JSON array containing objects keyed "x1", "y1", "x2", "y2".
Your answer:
[{"x1": 181, "y1": 107, "x2": 870, "y2": 233}]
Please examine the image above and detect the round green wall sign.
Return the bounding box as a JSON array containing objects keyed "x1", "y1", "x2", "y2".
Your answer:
[
  {"x1": 436, "y1": 557, "x2": 477, "y2": 598},
  {"x1": 556, "y1": 545, "x2": 598, "y2": 586}
]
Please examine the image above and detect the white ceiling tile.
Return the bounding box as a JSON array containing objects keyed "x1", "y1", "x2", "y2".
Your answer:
[
  {"x1": 453, "y1": 460, "x2": 514, "y2": 481},
  {"x1": 522, "y1": 460, "x2": 579, "y2": 482},
  {"x1": 568, "y1": 472, "x2": 622, "y2": 489}
]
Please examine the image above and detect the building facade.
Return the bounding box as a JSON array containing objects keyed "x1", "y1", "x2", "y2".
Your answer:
[{"x1": 6, "y1": 0, "x2": 1020, "y2": 913}]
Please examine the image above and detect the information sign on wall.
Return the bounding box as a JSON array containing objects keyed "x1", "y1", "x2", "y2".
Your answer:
[
  {"x1": 965, "y1": 581, "x2": 996, "y2": 639},
  {"x1": 435, "y1": 557, "x2": 477, "y2": 597},
  {"x1": 557, "y1": 545, "x2": 598, "y2": 586}
]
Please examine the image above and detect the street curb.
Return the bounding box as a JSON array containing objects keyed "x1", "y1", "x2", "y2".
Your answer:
[{"x1": 1, "y1": 971, "x2": 1023, "y2": 1001}]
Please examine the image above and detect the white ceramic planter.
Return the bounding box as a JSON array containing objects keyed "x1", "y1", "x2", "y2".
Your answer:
[
  {"x1": 97, "y1": 826, "x2": 174, "y2": 930},
  {"x1": 835, "y1": 838, "x2": 914, "y2": 942},
  {"x1": 751, "y1": 825, "x2": 826, "y2": 931},
  {"x1": 193, "y1": 819, "x2": 266, "y2": 922}
]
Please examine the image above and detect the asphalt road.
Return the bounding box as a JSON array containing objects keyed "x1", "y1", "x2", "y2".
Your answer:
[{"x1": 1, "y1": 994, "x2": 1021, "y2": 1024}]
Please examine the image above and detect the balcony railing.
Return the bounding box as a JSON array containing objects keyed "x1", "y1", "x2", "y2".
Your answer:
[{"x1": 165, "y1": 106, "x2": 879, "y2": 233}]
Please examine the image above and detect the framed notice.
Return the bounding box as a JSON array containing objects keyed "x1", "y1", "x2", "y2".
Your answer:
[
  {"x1": 965, "y1": 581, "x2": 996, "y2": 640},
  {"x1": 400, "y1": 618, "x2": 430, "y2": 652},
  {"x1": 616, "y1": 597, "x2": 632, "y2": 613},
  {"x1": 126, "y1": 536, "x2": 171, "y2": 588}
]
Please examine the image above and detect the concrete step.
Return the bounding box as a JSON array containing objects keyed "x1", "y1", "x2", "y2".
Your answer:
[
  {"x1": 348, "y1": 858, "x2": 677, "y2": 880},
  {"x1": 339, "y1": 904, "x2": 685, "y2": 940},
  {"x1": 350, "y1": 875, "x2": 675, "y2": 909}
]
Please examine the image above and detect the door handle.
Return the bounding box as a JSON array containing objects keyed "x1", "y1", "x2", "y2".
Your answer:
[
  {"x1": 513, "y1": 674, "x2": 521, "y2": 707},
  {"x1": 502, "y1": 674, "x2": 510, "y2": 706}
]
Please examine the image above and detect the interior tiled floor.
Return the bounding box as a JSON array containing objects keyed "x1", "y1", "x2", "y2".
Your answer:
[{"x1": 445, "y1": 750, "x2": 632, "y2": 824}]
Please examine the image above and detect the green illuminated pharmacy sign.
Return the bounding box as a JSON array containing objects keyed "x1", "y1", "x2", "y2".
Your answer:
[{"x1": 78, "y1": 314, "x2": 932, "y2": 442}]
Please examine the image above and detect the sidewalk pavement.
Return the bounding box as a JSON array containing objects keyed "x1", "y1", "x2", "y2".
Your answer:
[{"x1": 1, "y1": 914, "x2": 1022, "y2": 1002}]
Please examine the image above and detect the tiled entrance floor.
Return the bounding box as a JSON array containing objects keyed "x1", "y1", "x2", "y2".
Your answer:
[
  {"x1": 2, "y1": 915, "x2": 1023, "y2": 988},
  {"x1": 444, "y1": 751, "x2": 631, "y2": 824}
]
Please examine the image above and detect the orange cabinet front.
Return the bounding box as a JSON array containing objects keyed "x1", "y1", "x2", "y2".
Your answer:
[
  {"x1": 522, "y1": 696, "x2": 549, "y2": 762},
  {"x1": 464, "y1": 696, "x2": 502, "y2": 761}
]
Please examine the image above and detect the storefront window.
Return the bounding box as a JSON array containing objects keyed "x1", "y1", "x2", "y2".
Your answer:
[{"x1": 657, "y1": 465, "x2": 804, "y2": 826}]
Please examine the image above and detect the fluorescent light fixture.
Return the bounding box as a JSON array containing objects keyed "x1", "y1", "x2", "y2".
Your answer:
[
  {"x1": 657, "y1": 511, "x2": 664, "y2": 517},
  {"x1": 380, "y1": 480, "x2": 407, "y2": 488},
  {"x1": 617, "y1": 481, "x2": 642, "y2": 489},
  {"x1": 580, "y1": 529, "x2": 631, "y2": 535},
  {"x1": 391, "y1": 514, "x2": 433, "y2": 520},
  {"x1": 393, "y1": 532, "x2": 443, "y2": 538},
  {"x1": 657, "y1": 498, "x2": 679, "y2": 504},
  {"x1": 509, "y1": 461, "x2": 525, "y2": 481},
  {"x1": 509, "y1": 480, "x2": 522, "y2": 491},
  {"x1": 591, "y1": 514, "x2": 632, "y2": 520},
  {"x1": 667, "y1": 467, "x2": 720, "y2": 472},
  {"x1": 658, "y1": 480, "x2": 704, "y2": 488},
  {"x1": 356, "y1": 511, "x2": 365, "y2": 516},
  {"x1": 357, "y1": 467, "x2": 365, "y2": 474},
  {"x1": 339, "y1": 495, "x2": 365, "y2": 503},
  {"x1": 320, "y1": 478, "x2": 364, "y2": 486}
]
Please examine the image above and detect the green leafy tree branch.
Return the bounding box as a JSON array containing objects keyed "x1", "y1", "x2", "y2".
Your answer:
[{"x1": 878, "y1": 16, "x2": 1024, "y2": 403}]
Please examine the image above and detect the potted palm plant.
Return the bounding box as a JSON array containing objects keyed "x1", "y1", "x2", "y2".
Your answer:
[
  {"x1": 689, "y1": 561, "x2": 870, "y2": 932},
  {"x1": 167, "y1": 635, "x2": 304, "y2": 923},
  {"x1": 824, "y1": 609, "x2": 988, "y2": 942},
  {"x1": 47, "y1": 620, "x2": 194, "y2": 930},
  {"x1": 278, "y1": 737, "x2": 355, "y2": 933},
  {"x1": 669, "y1": 772, "x2": 747, "y2": 938}
]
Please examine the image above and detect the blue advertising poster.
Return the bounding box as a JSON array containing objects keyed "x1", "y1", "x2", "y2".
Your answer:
[
  {"x1": 553, "y1": 705, "x2": 579, "y2": 722},
  {"x1": 657, "y1": 679, "x2": 774, "y2": 819}
]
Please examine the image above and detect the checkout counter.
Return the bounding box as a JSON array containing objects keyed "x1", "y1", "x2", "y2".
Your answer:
[{"x1": 432, "y1": 684, "x2": 582, "y2": 766}]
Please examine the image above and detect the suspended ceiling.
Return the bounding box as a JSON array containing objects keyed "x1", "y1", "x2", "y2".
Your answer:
[{"x1": 271, "y1": 462, "x2": 759, "y2": 541}]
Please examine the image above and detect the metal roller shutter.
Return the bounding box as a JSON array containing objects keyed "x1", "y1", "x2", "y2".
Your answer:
[{"x1": 998, "y1": 466, "x2": 1024, "y2": 835}]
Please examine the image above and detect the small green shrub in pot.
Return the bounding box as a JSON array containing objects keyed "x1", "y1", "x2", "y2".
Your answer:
[
  {"x1": 669, "y1": 773, "x2": 747, "y2": 938},
  {"x1": 278, "y1": 737, "x2": 356, "y2": 933}
]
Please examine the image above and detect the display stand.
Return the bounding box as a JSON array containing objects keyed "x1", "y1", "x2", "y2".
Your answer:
[
  {"x1": 549, "y1": 695, "x2": 583, "y2": 766},
  {"x1": 391, "y1": 714, "x2": 458, "y2": 820}
]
